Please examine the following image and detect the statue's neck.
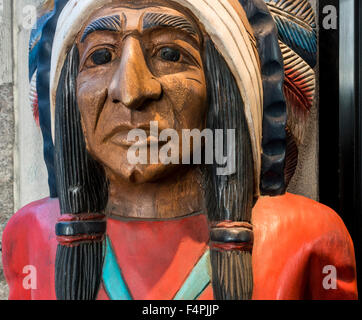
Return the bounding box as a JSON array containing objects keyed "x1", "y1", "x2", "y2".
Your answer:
[{"x1": 105, "y1": 167, "x2": 205, "y2": 220}]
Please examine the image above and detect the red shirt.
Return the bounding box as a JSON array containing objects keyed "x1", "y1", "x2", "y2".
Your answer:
[{"x1": 2, "y1": 193, "x2": 358, "y2": 300}]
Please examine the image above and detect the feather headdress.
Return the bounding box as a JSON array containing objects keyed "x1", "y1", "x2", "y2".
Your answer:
[
  {"x1": 28, "y1": 0, "x2": 68, "y2": 197},
  {"x1": 264, "y1": 0, "x2": 317, "y2": 185}
]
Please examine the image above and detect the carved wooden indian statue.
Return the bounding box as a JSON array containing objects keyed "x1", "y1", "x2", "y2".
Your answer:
[{"x1": 2, "y1": 0, "x2": 358, "y2": 300}]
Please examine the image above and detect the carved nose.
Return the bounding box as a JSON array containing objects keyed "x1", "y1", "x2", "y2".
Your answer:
[{"x1": 109, "y1": 37, "x2": 162, "y2": 110}]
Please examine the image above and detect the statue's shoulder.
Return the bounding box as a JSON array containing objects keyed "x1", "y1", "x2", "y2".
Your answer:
[
  {"x1": 3, "y1": 197, "x2": 60, "y2": 241},
  {"x1": 2, "y1": 198, "x2": 60, "y2": 299},
  {"x1": 253, "y1": 192, "x2": 355, "y2": 262},
  {"x1": 254, "y1": 192, "x2": 350, "y2": 236},
  {"x1": 252, "y1": 193, "x2": 358, "y2": 299}
]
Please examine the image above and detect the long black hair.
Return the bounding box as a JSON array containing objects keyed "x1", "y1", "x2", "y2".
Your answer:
[
  {"x1": 54, "y1": 45, "x2": 108, "y2": 300},
  {"x1": 203, "y1": 39, "x2": 255, "y2": 299}
]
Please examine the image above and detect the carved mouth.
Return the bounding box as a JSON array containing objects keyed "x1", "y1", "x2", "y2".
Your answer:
[
  {"x1": 104, "y1": 124, "x2": 148, "y2": 142},
  {"x1": 110, "y1": 132, "x2": 161, "y2": 147},
  {"x1": 106, "y1": 124, "x2": 167, "y2": 148}
]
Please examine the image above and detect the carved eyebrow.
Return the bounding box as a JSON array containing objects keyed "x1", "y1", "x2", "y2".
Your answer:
[
  {"x1": 142, "y1": 12, "x2": 197, "y2": 36},
  {"x1": 81, "y1": 15, "x2": 123, "y2": 43}
]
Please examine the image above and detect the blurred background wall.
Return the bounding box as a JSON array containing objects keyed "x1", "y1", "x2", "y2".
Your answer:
[{"x1": 0, "y1": 0, "x2": 47, "y2": 300}]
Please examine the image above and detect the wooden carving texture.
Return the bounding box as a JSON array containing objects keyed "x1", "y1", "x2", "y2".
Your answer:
[
  {"x1": 29, "y1": 72, "x2": 39, "y2": 126},
  {"x1": 204, "y1": 39, "x2": 254, "y2": 300},
  {"x1": 265, "y1": 0, "x2": 316, "y2": 185},
  {"x1": 39, "y1": 0, "x2": 55, "y2": 15},
  {"x1": 28, "y1": 0, "x2": 56, "y2": 126},
  {"x1": 54, "y1": 45, "x2": 108, "y2": 300},
  {"x1": 281, "y1": 41, "x2": 315, "y2": 145},
  {"x1": 31, "y1": 0, "x2": 315, "y2": 301},
  {"x1": 265, "y1": 0, "x2": 317, "y2": 66}
]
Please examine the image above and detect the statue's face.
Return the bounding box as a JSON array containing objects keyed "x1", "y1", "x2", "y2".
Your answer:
[{"x1": 76, "y1": 1, "x2": 207, "y2": 183}]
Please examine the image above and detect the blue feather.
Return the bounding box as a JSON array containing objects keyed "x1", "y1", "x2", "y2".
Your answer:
[
  {"x1": 31, "y1": 0, "x2": 70, "y2": 198},
  {"x1": 29, "y1": 11, "x2": 54, "y2": 81},
  {"x1": 264, "y1": 0, "x2": 316, "y2": 28},
  {"x1": 273, "y1": 14, "x2": 316, "y2": 67},
  {"x1": 264, "y1": 0, "x2": 317, "y2": 68}
]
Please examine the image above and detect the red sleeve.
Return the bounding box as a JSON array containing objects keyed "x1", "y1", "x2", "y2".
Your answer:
[
  {"x1": 252, "y1": 193, "x2": 358, "y2": 300},
  {"x1": 2, "y1": 204, "x2": 35, "y2": 300},
  {"x1": 2, "y1": 198, "x2": 59, "y2": 300},
  {"x1": 305, "y1": 208, "x2": 358, "y2": 300}
]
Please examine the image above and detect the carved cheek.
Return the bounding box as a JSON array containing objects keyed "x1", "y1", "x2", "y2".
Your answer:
[
  {"x1": 77, "y1": 71, "x2": 109, "y2": 142},
  {"x1": 159, "y1": 73, "x2": 207, "y2": 130}
]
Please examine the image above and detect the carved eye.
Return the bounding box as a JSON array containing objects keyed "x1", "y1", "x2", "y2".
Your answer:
[
  {"x1": 91, "y1": 48, "x2": 113, "y2": 65},
  {"x1": 160, "y1": 47, "x2": 181, "y2": 62}
]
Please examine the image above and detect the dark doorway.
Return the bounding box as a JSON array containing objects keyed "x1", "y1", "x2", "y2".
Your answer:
[{"x1": 319, "y1": 0, "x2": 361, "y2": 295}]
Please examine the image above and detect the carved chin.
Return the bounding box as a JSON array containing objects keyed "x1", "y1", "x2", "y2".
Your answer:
[{"x1": 127, "y1": 163, "x2": 179, "y2": 184}]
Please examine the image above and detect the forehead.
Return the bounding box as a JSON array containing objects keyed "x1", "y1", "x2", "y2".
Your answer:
[{"x1": 80, "y1": 2, "x2": 201, "y2": 35}]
